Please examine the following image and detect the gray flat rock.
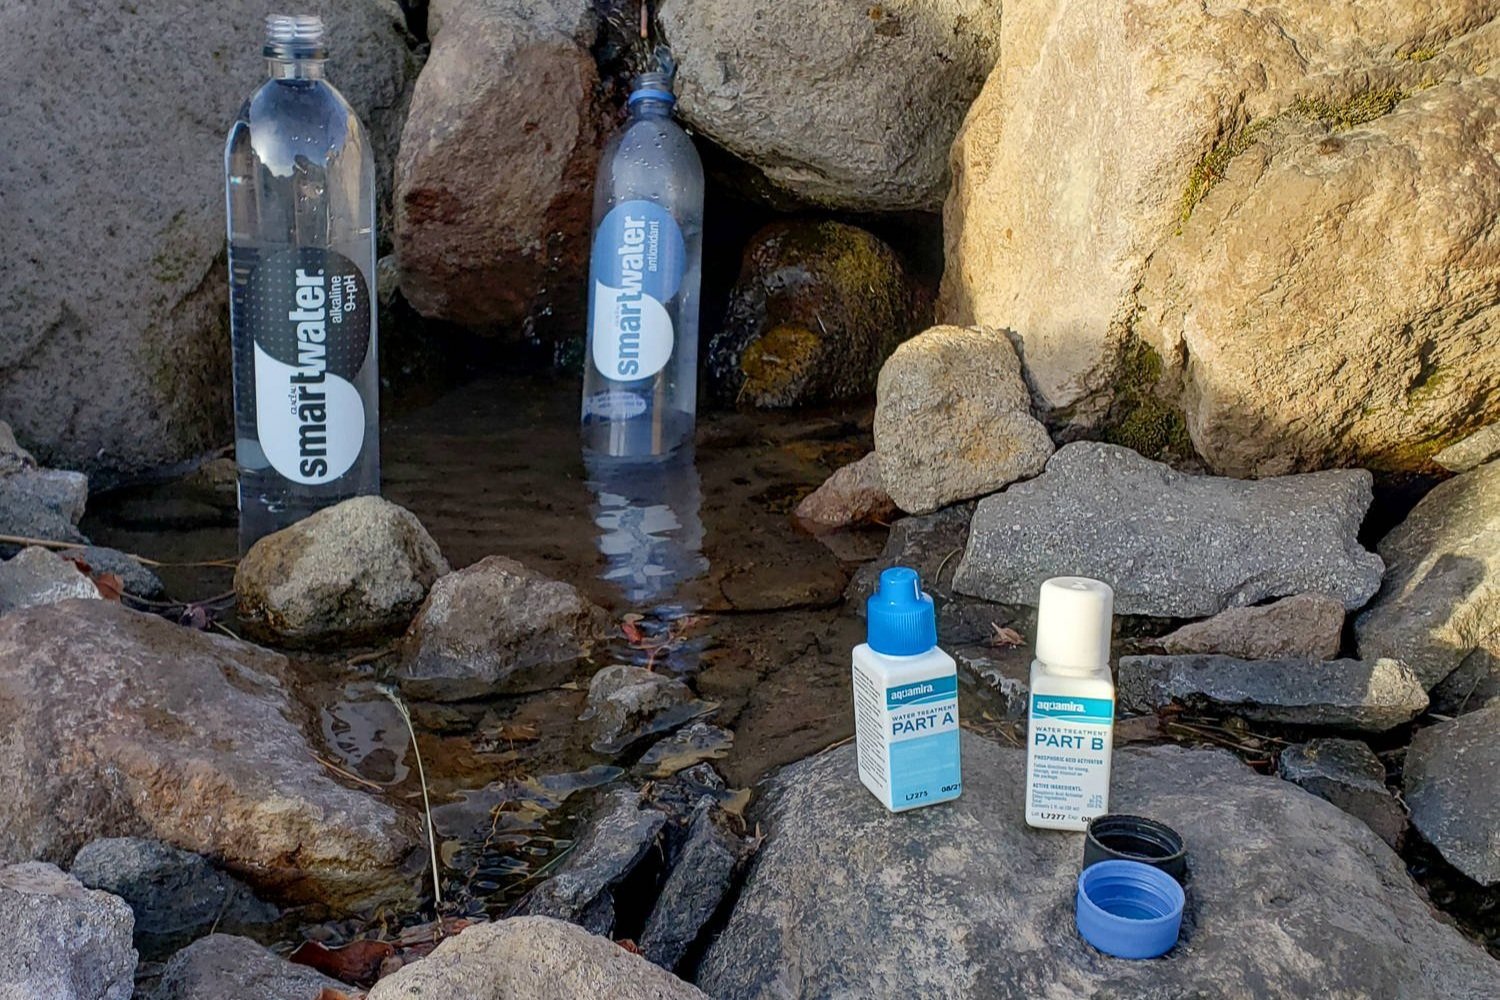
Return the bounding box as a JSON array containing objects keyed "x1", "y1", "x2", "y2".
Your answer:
[
  {"x1": 1404, "y1": 701, "x2": 1500, "y2": 886},
  {"x1": 1277, "y1": 739, "x2": 1406, "y2": 849}
]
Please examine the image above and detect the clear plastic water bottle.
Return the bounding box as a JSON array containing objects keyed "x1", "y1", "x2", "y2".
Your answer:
[
  {"x1": 225, "y1": 14, "x2": 380, "y2": 550},
  {"x1": 581, "y1": 72, "x2": 705, "y2": 460}
]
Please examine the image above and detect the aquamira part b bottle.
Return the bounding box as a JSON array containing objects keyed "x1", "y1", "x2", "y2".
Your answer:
[
  {"x1": 1025, "y1": 577, "x2": 1117, "y2": 831},
  {"x1": 581, "y1": 71, "x2": 705, "y2": 460},
  {"x1": 225, "y1": 14, "x2": 380, "y2": 551},
  {"x1": 852, "y1": 567, "x2": 962, "y2": 812}
]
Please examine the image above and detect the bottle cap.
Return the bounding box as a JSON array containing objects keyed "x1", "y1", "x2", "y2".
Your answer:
[
  {"x1": 1035, "y1": 577, "x2": 1114, "y2": 673},
  {"x1": 1075, "y1": 859, "x2": 1185, "y2": 959},
  {"x1": 264, "y1": 14, "x2": 327, "y2": 59},
  {"x1": 1084, "y1": 814, "x2": 1188, "y2": 885},
  {"x1": 866, "y1": 567, "x2": 937, "y2": 656},
  {"x1": 628, "y1": 72, "x2": 676, "y2": 107}
]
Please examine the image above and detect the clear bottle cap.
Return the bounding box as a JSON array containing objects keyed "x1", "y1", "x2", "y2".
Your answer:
[{"x1": 1035, "y1": 577, "x2": 1114, "y2": 673}]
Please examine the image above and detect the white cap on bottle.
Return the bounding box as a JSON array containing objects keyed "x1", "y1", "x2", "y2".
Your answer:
[{"x1": 1035, "y1": 577, "x2": 1114, "y2": 673}]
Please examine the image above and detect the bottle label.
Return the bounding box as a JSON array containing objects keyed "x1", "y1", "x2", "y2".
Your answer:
[
  {"x1": 247, "y1": 247, "x2": 370, "y2": 485},
  {"x1": 588, "y1": 199, "x2": 686, "y2": 384},
  {"x1": 884, "y1": 674, "x2": 962, "y2": 809},
  {"x1": 1027, "y1": 694, "x2": 1114, "y2": 825}
]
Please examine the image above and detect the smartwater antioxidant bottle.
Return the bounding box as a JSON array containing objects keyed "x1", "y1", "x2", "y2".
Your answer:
[
  {"x1": 1026, "y1": 577, "x2": 1117, "y2": 831},
  {"x1": 581, "y1": 72, "x2": 704, "y2": 459},
  {"x1": 852, "y1": 567, "x2": 962, "y2": 812},
  {"x1": 226, "y1": 14, "x2": 380, "y2": 550}
]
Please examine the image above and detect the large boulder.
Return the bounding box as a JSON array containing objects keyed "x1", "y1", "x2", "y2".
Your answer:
[
  {"x1": 940, "y1": 0, "x2": 1500, "y2": 474},
  {"x1": 149, "y1": 934, "x2": 351, "y2": 1000},
  {"x1": 0, "y1": 0, "x2": 416, "y2": 478},
  {"x1": 874, "y1": 325, "x2": 1053, "y2": 514},
  {"x1": 365, "y1": 916, "x2": 709, "y2": 999},
  {"x1": 1118, "y1": 654, "x2": 1427, "y2": 732},
  {"x1": 236, "y1": 495, "x2": 449, "y2": 647},
  {"x1": 0, "y1": 600, "x2": 418, "y2": 909},
  {"x1": 1403, "y1": 701, "x2": 1500, "y2": 886},
  {"x1": 708, "y1": 221, "x2": 920, "y2": 407},
  {"x1": 953, "y1": 443, "x2": 1384, "y2": 617},
  {"x1": 1357, "y1": 459, "x2": 1500, "y2": 701},
  {"x1": 395, "y1": 0, "x2": 600, "y2": 330},
  {"x1": 397, "y1": 555, "x2": 609, "y2": 701},
  {"x1": 658, "y1": 0, "x2": 1000, "y2": 212},
  {"x1": 0, "y1": 862, "x2": 135, "y2": 1000},
  {"x1": 699, "y1": 735, "x2": 1498, "y2": 998}
]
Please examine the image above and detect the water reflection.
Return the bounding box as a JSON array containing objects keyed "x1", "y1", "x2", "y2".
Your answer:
[{"x1": 583, "y1": 446, "x2": 707, "y2": 608}]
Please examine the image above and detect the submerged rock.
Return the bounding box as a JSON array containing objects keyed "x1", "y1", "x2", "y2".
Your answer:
[
  {"x1": 395, "y1": 0, "x2": 601, "y2": 330},
  {"x1": 793, "y1": 453, "x2": 897, "y2": 533},
  {"x1": 71, "y1": 838, "x2": 277, "y2": 943},
  {"x1": 0, "y1": 546, "x2": 98, "y2": 613},
  {"x1": 659, "y1": 0, "x2": 1000, "y2": 212},
  {"x1": 708, "y1": 221, "x2": 919, "y2": 408},
  {"x1": 149, "y1": 933, "x2": 350, "y2": 1000},
  {"x1": 0, "y1": 601, "x2": 418, "y2": 910},
  {"x1": 699, "y1": 735, "x2": 1496, "y2": 998},
  {"x1": 874, "y1": 325, "x2": 1053, "y2": 514},
  {"x1": 519, "y1": 788, "x2": 666, "y2": 936},
  {"x1": 953, "y1": 443, "x2": 1384, "y2": 617},
  {"x1": 1117, "y1": 654, "x2": 1427, "y2": 731},
  {"x1": 0, "y1": 2, "x2": 415, "y2": 478},
  {"x1": 640, "y1": 802, "x2": 751, "y2": 973},
  {"x1": 1356, "y1": 458, "x2": 1500, "y2": 692},
  {"x1": 1404, "y1": 701, "x2": 1500, "y2": 886},
  {"x1": 236, "y1": 496, "x2": 449, "y2": 647},
  {"x1": 365, "y1": 916, "x2": 709, "y2": 999},
  {"x1": 635, "y1": 722, "x2": 734, "y2": 779},
  {"x1": 0, "y1": 862, "x2": 135, "y2": 1000},
  {"x1": 1277, "y1": 739, "x2": 1405, "y2": 849},
  {"x1": 1158, "y1": 593, "x2": 1345, "y2": 660},
  {"x1": 581, "y1": 664, "x2": 715, "y2": 755},
  {"x1": 398, "y1": 555, "x2": 609, "y2": 701},
  {"x1": 60, "y1": 545, "x2": 166, "y2": 600}
]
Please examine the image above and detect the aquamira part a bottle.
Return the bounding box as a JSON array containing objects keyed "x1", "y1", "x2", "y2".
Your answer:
[
  {"x1": 852, "y1": 567, "x2": 962, "y2": 813},
  {"x1": 1025, "y1": 577, "x2": 1116, "y2": 831}
]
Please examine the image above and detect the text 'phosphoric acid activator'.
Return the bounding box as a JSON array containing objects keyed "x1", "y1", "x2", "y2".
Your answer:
[
  {"x1": 852, "y1": 567, "x2": 962, "y2": 812},
  {"x1": 1026, "y1": 577, "x2": 1117, "y2": 831},
  {"x1": 581, "y1": 71, "x2": 704, "y2": 460},
  {"x1": 226, "y1": 14, "x2": 380, "y2": 550}
]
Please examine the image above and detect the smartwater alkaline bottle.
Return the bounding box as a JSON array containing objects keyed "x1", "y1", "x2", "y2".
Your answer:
[
  {"x1": 226, "y1": 14, "x2": 379, "y2": 550},
  {"x1": 581, "y1": 72, "x2": 705, "y2": 459}
]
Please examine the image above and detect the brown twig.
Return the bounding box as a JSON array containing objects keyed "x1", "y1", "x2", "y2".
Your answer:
[{"x1": 0, "y1": 533, "x2": 237, "y2": 569}]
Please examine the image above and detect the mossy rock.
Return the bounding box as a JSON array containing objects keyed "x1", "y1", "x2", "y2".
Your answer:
[{"x1": 707, "y1": 220, "x2": 923, "y2": 407}]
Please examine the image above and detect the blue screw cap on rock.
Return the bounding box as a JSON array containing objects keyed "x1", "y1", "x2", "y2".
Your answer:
[
  {"x1": 1075, "y1": 859, "x2": 1185, "y2": 960},
  {"x1": 866, "y1": 567, "x2": 937, "y2": 656}
]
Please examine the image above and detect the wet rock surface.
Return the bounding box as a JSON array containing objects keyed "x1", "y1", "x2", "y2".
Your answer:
[
  {"x1": 398, "y1": 555, "x2": 609, "y2": 701},
  {"x1": 0, "y1": 0, "x2": 416, "y2": 478},
  {"x1": 700, "y1": 735, "x2": 1497, "y2": 999},
  {"x1": 148, "y1": 933, "x2": 350, "y2": 1000},
  {"x1": 0, "y1": 861, "x2": 135, "y2": 1000},
  {"x1": 1277, "y1": 739, "x2": 1406, "y2": 849},
  {"x1": 846, "y1": 503, "x2": 973, "y2": 608},
  {"x1": 236, "y1": 496, "x2": 450, "y2": 647},
  {"x1": 792, "y1": 453, "x2": 896, "y2": 532},
  {"x1": 364, "y1": 916, "x2": 709, "y2": 999},
  {"x1": 1404, "y1": 701, "x2": 1500, "y2": 886},
  {"x1": 1118, "y1": 654, "x2": 1427, "y2": 731},
  {"x1": 875, "y1": 325, "x2": 1053, "y2": 514},
  {"x1": 1357, "y1": 458, "x2": 1500, "y2": 692},
  {"x1": 1158, "y1": 593, "x2": 1346, "y2": 660},
  {"x1": 954, "y1": 443, "x2": 1384, "y2": 617},
  {"x1": 0, "y1": 545, "x2": 98, "y2": 613},
  {"x1": 0, "y1": 600, "x2": 417, "y2": 909},
  {"x1": 60, "y1": 545, "x2": 166, "y2": 600},
  {"x1": 70, "y1": 838, "x2": 277, "y2": 945},
  {"x1": 395, "y1": 0, "x2": 600, "y2": 330},
  {"x1": 708, "y1": 221, "x2": 920, "y2": 408},
  {"x1": 660, "y1": 0, "x2": 999, "y2": 211},
  {"x1": 640, "y1": 801, "x2": 751, "y2": 973},
  {"x1": 581, "y1": 664, "x2": 714, "y2": 755}
]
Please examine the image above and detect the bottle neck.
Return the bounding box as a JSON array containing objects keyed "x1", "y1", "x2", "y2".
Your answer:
[
  {"x1": 1034, "y1": 657, "x2": 1108, "y2": 678},
  {"x1": 268, "y1": 56, "x2": 326, "y2": 81},
  {"x1": 630, "y1": 98, "x2": 674, "y2": 119}
]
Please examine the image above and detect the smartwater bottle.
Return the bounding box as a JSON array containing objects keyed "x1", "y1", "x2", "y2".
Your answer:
[
  {"x1": 226, "y1": 14, "x2": 380, "y2": 550},
  {"x1": 581, "y1": 72, "x2": 705, "y2": 459}
]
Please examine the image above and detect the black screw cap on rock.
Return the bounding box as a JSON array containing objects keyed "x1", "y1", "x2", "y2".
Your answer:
[{"x1": 1083, "y1": 813, "x2": 1188, "y2": 885}]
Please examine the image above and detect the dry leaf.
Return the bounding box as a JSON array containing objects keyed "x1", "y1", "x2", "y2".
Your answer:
[
  {"x1": 987, "y1": 624, "x2": 1024, "y2": 648},
  {"x1": 316, "y1": 990, "x2": 365, "y2": 1000},
  {"x1": 94, "y1": 572, "x2": 125, "y2": 602},
  {"x1": 290, "y1": 939, "x2": 395, "y2": 986}
]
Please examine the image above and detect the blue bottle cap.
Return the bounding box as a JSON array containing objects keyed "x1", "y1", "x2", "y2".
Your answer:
[
  {"x1": 1075, "y1": 859, "x2": 1186, "y2": 960},
  {"x1": 866, "y1": 567, "x2": 937, "y2": 656}
]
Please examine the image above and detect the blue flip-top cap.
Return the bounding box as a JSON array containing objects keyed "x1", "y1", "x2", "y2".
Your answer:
[
  {"x1": 866, "y1": 567, "x2": 937, "y2": 656},
  {"x1": 1075, "y1": 859, "x2": 1186, "y2": 959}
]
